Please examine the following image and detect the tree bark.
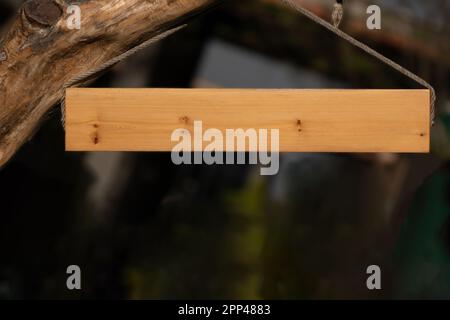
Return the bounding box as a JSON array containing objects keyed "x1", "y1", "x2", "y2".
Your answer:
[{"x1": 0, "y1": 0, "x2": 218, "y2": 167}]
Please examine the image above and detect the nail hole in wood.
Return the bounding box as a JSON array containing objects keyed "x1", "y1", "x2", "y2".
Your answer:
[
  {"x1": 297, "y1": 119, "x2": 302, "y2": 132},
  {"x1": 90, "y1": 131, "x2": 99, "y2": 144},
  {"x1": 179, "y1": 116, "x2": 189, "y2": 124}
]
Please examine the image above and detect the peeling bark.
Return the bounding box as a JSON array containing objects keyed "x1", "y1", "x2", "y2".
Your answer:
[{"x1": 0, "y1": 0, "x2": 218, "y2": 167}]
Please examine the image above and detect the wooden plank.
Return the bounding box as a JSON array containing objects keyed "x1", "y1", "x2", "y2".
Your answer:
[{"x1": 65, "y1": 88, "x2": 430, "y2": 153}]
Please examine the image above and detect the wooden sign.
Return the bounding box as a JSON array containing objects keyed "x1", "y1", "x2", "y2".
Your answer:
[{"x1": 65, "y1": 88, "x2": 430, "y2": 153}]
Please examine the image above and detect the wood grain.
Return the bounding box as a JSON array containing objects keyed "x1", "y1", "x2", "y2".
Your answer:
[{"x1": 65, "y1": 88, "x2": 430, "y2": 153}]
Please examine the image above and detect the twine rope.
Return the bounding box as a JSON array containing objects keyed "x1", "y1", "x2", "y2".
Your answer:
[
  {"x1": 60, "y1": 25, "x2": 186, "y2": 126},
  {"x1": 60, "y1": 1, "x2": 436, "y2": 128},
  {"x1": 282, "y1": 0, "x2": 436, "y2": 125}
]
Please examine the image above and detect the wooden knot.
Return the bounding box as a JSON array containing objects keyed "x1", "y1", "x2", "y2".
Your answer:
[
  {"x1": 332, "y1": 1, "x2": 344, "y2": 28},
  {"x1": 91, "y1": 124, "x2": 100, "y2": 144},
  {"x1": 90, "y1": 131, "x2": 99, "y2": 145},
  {"x1": 296, "y1": 119, "x2": 302, "y2": 132},
  {"x1": 179, "y1": 116, "x2": 189, "y2": 124},
  {"x1": 23, "y1": 0, "x2": 62, "y2": 27}
]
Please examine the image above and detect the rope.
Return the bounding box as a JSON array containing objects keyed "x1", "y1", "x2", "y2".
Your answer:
[
  {"x1": 282, "y1": 0, "x2": 436, "y2": 126},
  {"x1": 60, "y1": 25, "x2": 187, "y2": 127},
  {"x1": 60, "y1": 1, "x2": 436, "y2": 128}
]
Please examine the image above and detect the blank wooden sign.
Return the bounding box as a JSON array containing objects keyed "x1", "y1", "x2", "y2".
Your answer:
[{"x1": 65, "y1": 88, "x2": 430, "y2": 153}]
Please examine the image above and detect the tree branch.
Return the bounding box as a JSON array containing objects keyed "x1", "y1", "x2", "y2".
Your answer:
[{"x1": 0, "y1": 0, "x2": 218, "y2": 167}]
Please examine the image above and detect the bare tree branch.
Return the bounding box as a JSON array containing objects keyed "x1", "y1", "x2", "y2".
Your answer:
[{"x1": 0, "y1": 0, "x2": 218, "y2": 167}]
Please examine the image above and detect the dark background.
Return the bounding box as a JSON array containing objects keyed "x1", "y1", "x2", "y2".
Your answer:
[{"x1": 1, "y1": 0, "x2": 450, "y2": 299}]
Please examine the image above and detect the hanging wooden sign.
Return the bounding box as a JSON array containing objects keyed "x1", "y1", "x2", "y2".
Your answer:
[{"x1": 65, "y1": 88, "x2": 430, "y2": 153}]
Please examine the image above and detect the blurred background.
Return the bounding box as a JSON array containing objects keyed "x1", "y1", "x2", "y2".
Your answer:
[{"x1": 1, "y1": 0, "x2": 450, "y2": 299}]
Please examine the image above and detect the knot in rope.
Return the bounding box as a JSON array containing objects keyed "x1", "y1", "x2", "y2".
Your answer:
[{"x1": 332, "y1": 0, "x2": 344, "y2": 28}]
